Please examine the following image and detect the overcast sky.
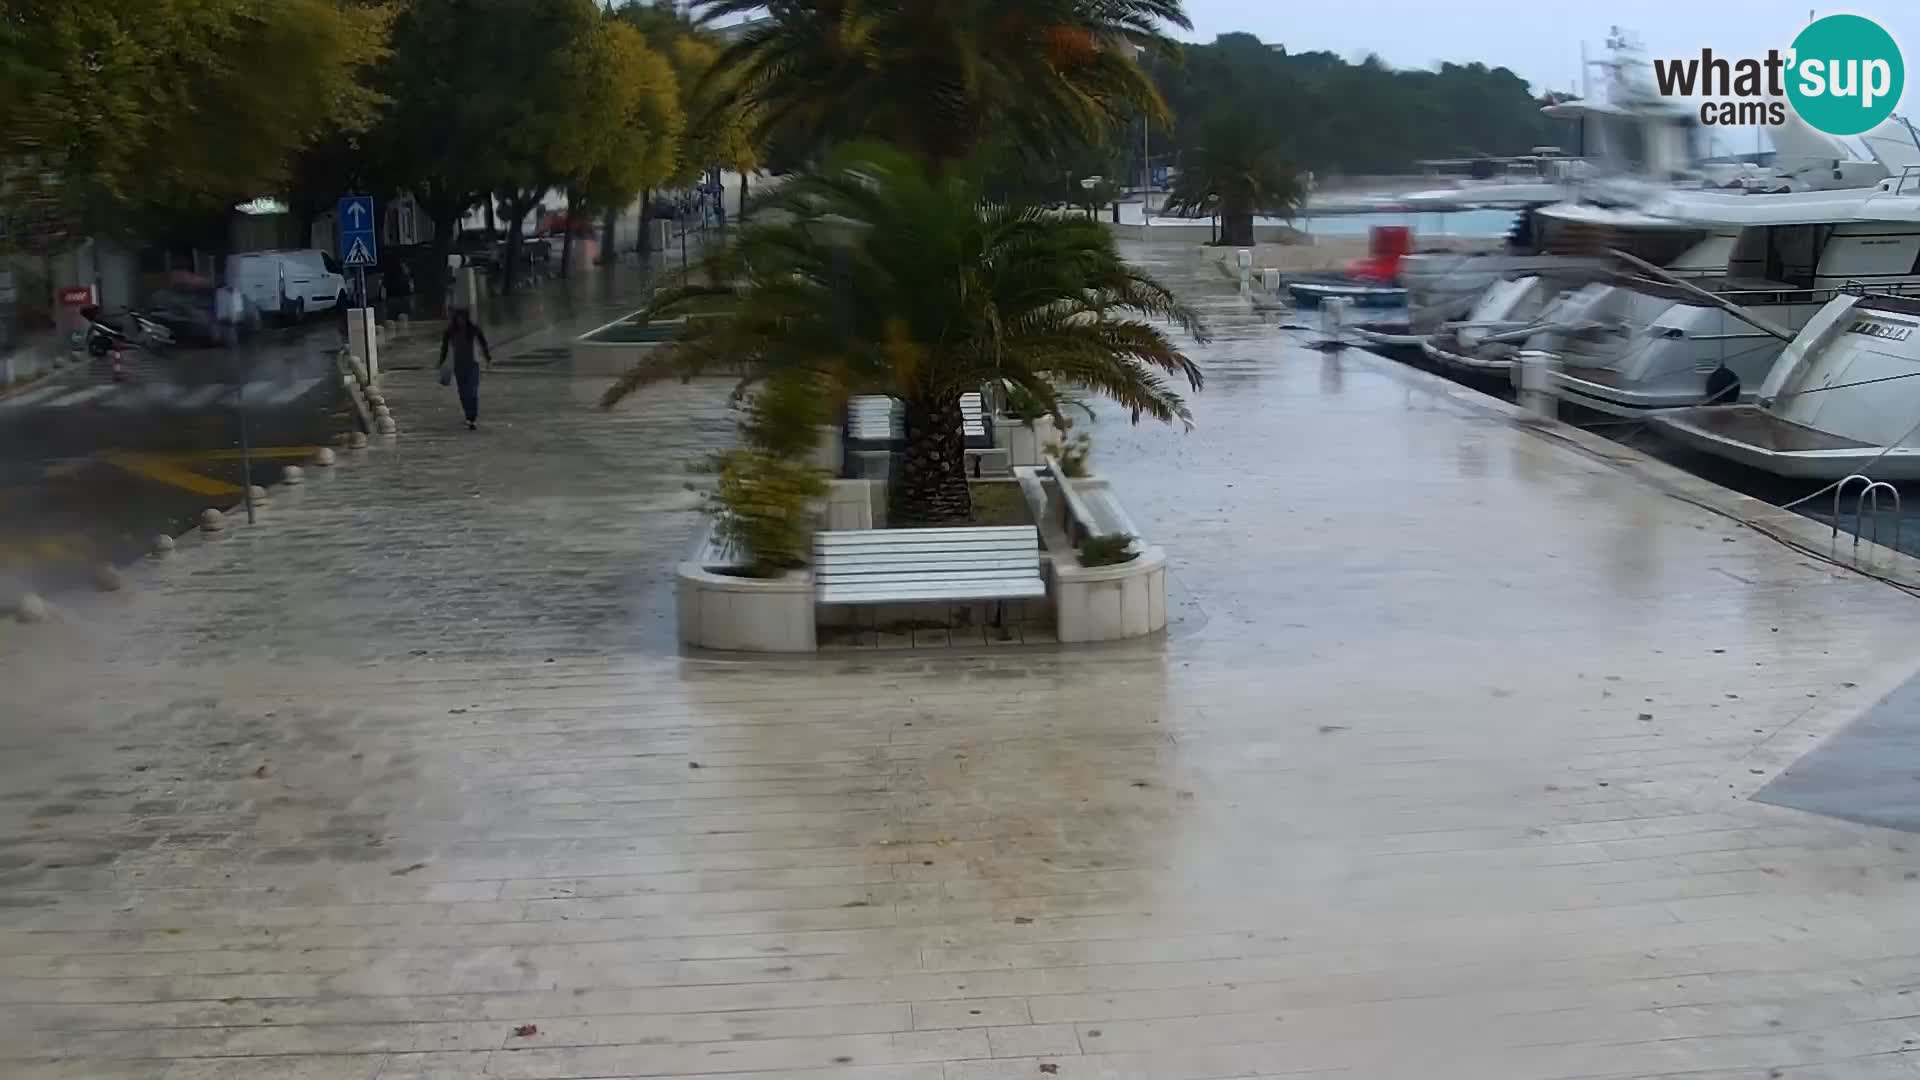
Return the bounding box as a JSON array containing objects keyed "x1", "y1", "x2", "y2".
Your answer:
[{"x1": 1180, "y1": 0, "x2": 1916, "y2": 112}]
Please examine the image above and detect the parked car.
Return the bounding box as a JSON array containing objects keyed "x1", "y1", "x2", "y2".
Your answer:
[
  {"x1": 138, "y1": 286, "x2": 262, "y2": 347},
  {"x1": 453, "y1": 231, "x2": 499, "y2": 270},
  {"x1": 224, "y1": 250, "x2": 348, "y2": 324}
]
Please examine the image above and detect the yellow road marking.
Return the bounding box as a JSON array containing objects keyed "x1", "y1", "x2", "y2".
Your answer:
[
  {"x1": 168, "y1": 447, "x2": 315, "y2": 462},
  {"x1": 102, "y1": 452, "x2": 242, "y2": 497},
  {"x1": 0, "y1": 535, "x2": 97, "y2": 566}
]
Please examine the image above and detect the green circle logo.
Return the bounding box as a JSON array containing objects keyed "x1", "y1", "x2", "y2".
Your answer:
[{"x1": 1787, "y1": 14, "x2": 1904, "y2": 136}]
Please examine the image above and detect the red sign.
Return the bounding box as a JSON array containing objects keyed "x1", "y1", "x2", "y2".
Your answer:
[{"x1": 57, "y1": 285, "x2": 95, "y2": 306}]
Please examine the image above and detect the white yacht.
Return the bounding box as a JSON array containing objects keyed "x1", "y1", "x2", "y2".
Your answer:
[
  {"x1": 1546, "y1": 175, "x2": 1920, "y2": 415},
  {"x1": 1419, "y1": 221, "x2": 1732, "y2": 373},
  {"x1": 1652, "y1": 288, "x2": 1920, "y2": 479}
]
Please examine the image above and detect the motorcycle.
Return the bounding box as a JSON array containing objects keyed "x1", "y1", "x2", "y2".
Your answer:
[{"x1": 79, "y1": 305, "x2": 170, "y2": 383}]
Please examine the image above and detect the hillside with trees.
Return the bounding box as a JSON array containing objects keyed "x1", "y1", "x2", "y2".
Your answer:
[{"x1": 1152, "y1": 33, "x2": 1573, "y2": 179}]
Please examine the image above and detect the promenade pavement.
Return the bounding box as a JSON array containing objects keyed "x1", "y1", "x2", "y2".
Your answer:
[{"x1": 3, "y1": 242, "x2": 1920, "y2": 1080}]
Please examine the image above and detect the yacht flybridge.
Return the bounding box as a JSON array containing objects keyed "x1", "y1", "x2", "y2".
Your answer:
[{"x1": 1652, "y1": 288, "x2": 1920, "y2": 480}]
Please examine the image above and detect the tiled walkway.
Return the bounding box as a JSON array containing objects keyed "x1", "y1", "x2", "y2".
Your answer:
[{"x1": 4, "y1": 244, "x2": 1920, "y2": 1079}]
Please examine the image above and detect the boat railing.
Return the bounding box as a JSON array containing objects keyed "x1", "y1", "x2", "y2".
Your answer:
[
  {"x1": 1617, "y1": 275, "x2": 1920, "y2": 309},
  {"x1": 1889, "y1": 164, "x2": 1920, "y2": 197}
]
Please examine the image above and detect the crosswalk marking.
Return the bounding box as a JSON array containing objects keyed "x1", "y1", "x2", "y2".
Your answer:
[
  {"x1": 44, "y1": 384, "x2": 116, "y2": 408},
  {"x1": 0, "y1": 381, "x2": 81, "y2": 409},
  {"x1": 253, "y1": 378, "x2": 325, "y2": 406},
  {"x1": 0, "y1": 376, "x2": 328, "y2": 412},
  {"x1": 175, "y1": 385, "x2": 229, "y2": 409}
]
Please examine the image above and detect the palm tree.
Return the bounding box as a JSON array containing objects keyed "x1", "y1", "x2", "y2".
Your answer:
[
  {"x1": 691, "y1": 0, "x2": 1190, "y2": 169},
  {"x1": 1162, "y1": 110, "x2": 1307, "y2": 247},
  {"x1": 602, "y1": 147, "x2": 1207, "y2": 524}
]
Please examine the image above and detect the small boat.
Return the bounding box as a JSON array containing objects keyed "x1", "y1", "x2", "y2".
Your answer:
[
  {"x1": 1286, "y1": 276, "x2": 1406, "y2": 309},
  {"x1": 1652, "y1": 290, "x2": 1920, "y2": 480},
  {"x1": 1286, "y1": 224, "x2": 1411, "y2": 309}
]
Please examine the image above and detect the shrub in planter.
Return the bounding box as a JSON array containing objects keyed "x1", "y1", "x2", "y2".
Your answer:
[
  {"x1": 1078, "y1": 533, "x2": 1137, "y2": 567},
  {"x1": 1046, "y1": 432, "x2": 1094, "y2": 478},
  {"x1": 710, "y1": 450, "x2": 827, "y2": 578}
]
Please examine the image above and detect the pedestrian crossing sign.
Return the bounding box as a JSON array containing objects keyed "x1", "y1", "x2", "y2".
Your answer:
[{"x1": 336, "y1": 194, "x2": 378, "y2": 267}]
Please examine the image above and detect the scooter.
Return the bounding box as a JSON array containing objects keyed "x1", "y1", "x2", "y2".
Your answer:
[{"x1": 79, "y1": 305, "x2": 169, "y2": 383}]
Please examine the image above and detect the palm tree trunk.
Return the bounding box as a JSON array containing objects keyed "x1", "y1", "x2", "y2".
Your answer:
[
  {"x1": 1219, "y1": 211, "x2": 1254, "y2": 247},
  {"x1": 897, "y1": 395, "x2": 973, "y2": 524},
  {"x1": 738, "y1": 170, "x2": 750, "y2": 222}
]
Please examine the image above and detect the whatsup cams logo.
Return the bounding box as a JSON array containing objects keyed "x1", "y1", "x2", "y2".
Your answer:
[{"x1": 1652, "y1": 13, "x2": 1904, "y2": 135}]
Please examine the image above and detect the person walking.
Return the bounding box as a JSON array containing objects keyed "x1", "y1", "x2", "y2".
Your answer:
[{"x1": 438, "y1": 306, "x2": 493, "y2": 430}]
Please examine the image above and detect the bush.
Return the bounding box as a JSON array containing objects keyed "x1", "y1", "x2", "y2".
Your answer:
[
  {"x1": 1078, "y1": 533, "x2": 1137, "y2": 567},
  {"x1": 740, "y1": 372, "x2": 833, "y2": 460},
  {"x1": 710, "y1": 450, "x2": 827, "y2": 577}
]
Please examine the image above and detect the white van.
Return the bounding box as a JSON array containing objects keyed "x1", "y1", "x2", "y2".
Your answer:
[{"x1": 224, "y1": 249, "x2": 348, "y2": 323}]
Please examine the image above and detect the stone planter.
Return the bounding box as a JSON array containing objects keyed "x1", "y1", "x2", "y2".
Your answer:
[
  {"x1": 1052, "y1": 545, "x2": 1169, "y2": 643},
  {"x1": 675, "y1": 525, "x2": 816, "y2": 653},
  {"x1": 1013, "y1": 467, "x2": 1170, "y2": 643},
  {"x1": 995, "y1": 415, "x2": 1058, "y2": 468}
]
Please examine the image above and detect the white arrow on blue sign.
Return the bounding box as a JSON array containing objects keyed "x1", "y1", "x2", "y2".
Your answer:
[{"x1": 336, "y1": 195, "x2": 378, "y2": 267}]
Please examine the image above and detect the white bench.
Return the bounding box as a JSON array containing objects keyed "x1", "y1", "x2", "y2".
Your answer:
[
  {"x1": 815, "y1": 527, "x2": 1046, "y2": 622},
  {"x1": 960, "y1": 392, "x2": 990, "y2": 447},
  {"x1": 846, "y1": 395, "x2": 904, "y2": 444}
]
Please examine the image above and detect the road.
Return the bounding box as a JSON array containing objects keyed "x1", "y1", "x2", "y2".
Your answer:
[{"x1": 0, "y1": 321, "x2": 353, "y2": 601}]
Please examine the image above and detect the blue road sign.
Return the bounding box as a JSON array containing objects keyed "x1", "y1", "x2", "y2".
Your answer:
[{"x1": 337, "y1": 195, "x2": 378, "y2": 268}]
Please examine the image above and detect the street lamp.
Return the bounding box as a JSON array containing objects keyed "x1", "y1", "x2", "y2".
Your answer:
[{"x1": 1080, "y1": 176, "x2": 1102, "y2": 220}]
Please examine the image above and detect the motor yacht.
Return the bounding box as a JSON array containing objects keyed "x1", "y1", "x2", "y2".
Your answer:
[
  {"x1": 1652, "y1": 289, "x2": 1920, "y2": 480},
  {"x1": 1546, "y1": 173, "x2": 1920, "y2": 415}
]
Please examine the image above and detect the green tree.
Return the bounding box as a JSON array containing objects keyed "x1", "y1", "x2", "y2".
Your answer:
[
  {"x1": 374, "y1": 0, "x2": 611, "y2": 294},
  {"x1": 1161, "y1": 111, "x2": 1306, "y2": 246},
  {"x1": 0, "y1": 0, "x2": 388, "y2": 246},
  {"x1": 563, "y1": 19, "x2": 683, "y2": 274},
  {"x1": 695, "y1": 0, "x2": 1189, "y2": 169},
  {"x1": 1148, "y1": 34, "x2": 1568, "y2": 177},
  {"x1": 602, "y1": 147, "x2": 1207, "y2": 524}
]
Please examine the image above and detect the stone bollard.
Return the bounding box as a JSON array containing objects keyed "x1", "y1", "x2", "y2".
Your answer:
[
  {"x1": 372, "y1": 404, "x2": 391, "y2": 419},
  {"x1": 312, "y1": 447, "x2": 336, "y2": 467},
  {"x1": 348, "y1": 431, "x2": 369, "y2": 450},
  {"x1": 282, "y1": 465, "x2": 305, "y2": 485},
  {"x1": 151, "y1": 534, "x2": 176, "y2": 556},
  {"x1": 1236, "y1": 248, "x2": 1253, "y2": 293},
  {"x1": 1321, "y1": 296, "x2": 1351, "y2": 340},
  {"x1": 1515, "y1": 350, "x2": 1562, "y2": 419},
  {"x1": 246, "y1": 484, "x2": 269, "y2": 505},
  {"x1": 15, "y1": 592, "x2": 47, "y2": 623},
  {"x1": 376, "y1": 415, "x2": 397, "y2": 435},
  {"x1": 92, "y1": 564, "x2": 123, "y2": 592},
  {"x1": 200, "y1": 508, "x2": 225, "y2": 533}
]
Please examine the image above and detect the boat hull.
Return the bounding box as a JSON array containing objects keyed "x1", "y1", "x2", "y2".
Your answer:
[{"x1": 1652, "y1": 406, "x2": 1919, "y2": 480}]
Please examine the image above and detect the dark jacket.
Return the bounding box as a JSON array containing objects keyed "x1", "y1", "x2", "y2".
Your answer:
[{"x1": 440, "y1": 320, "x2": 491, "y2": 369}]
